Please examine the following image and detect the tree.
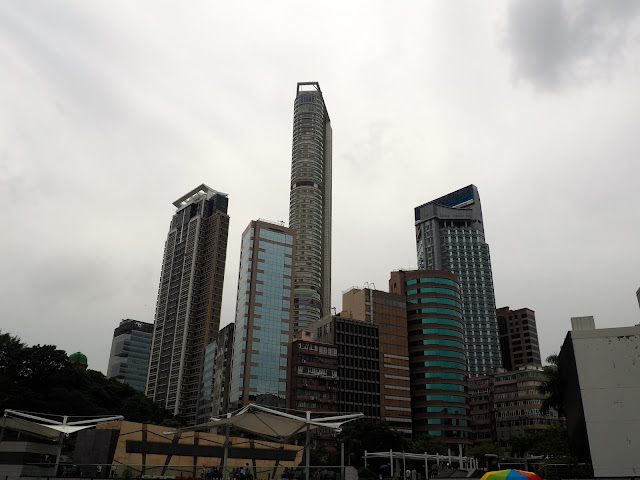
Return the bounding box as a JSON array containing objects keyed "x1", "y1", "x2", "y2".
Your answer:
[
  {"x1": 466, "y1": 442, "x2": 500, "y2": 467},
  {"x1": 410, "y1": 434, "x2": 447, "y2": 455},
  {"x1": 510, "y1": 426, "x2": 570, "y2": 458},
  {"x1": 538, "y1": 354, "x2": 564, "y2": 416},
  {"x1": 340, "y1": 420, "x2": 410, "y2": 468},
  {"x1": 0, "y1": 332, "x2": 180, "y2": 425}
]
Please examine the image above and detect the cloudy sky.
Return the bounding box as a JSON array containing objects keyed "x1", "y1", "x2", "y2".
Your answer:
[{"x1": 2, "y1": 1, "x2": 640, "y2": 374}]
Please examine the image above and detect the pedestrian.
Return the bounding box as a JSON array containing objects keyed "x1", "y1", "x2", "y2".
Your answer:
[
  {"x1": 111, "y1": 466, "x2": 117, "y2": 478},
  {"x1": 411, "y1": 469, "x2": 416, "y2": 480},
  {"x1": 405, "y1": 469, "x2": 411, "y2": 480},
  {"x1": 97, "y1": 465, "x2": 103, "y2": 478}
]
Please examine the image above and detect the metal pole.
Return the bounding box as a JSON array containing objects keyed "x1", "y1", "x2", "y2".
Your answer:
[
  {"x1": 389, "y1": 450, "x2": 393, "y2": 480},
  {"x1": 458, "y1": 444, "x2": 462, "y2": 470},
  {"x1": 305, "y1": 411, "x2": 311, "y2": 480},
  {"x1": 402, "y1": 451, "x2": 405, "y2": 479},
  {"x1": 424, "y1": 453, "x2": 428, "y2": 480},
  {"x1": 222, "y1": 422, "x2": 230, "y2": 480},
  {"x1": 341, "y1": 441, "x2": 345, "y2": 480},
  {"x1": 364, "y1": 450, "x2": 367, "y2": 469}
]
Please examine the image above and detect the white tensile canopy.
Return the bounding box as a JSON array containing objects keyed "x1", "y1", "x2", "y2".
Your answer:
[{"x1": 166, "y1": 404, "x2": 364, "y2": 480}]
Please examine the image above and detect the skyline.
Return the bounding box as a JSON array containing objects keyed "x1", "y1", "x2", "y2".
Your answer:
[{"x1": 2, "y1": 1, "x2": 640, "y2": 375}]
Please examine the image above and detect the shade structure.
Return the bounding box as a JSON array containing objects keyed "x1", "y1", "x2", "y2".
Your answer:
[
  {"x1": 480, "y1": 469, "x2": 543, "y2": 480},
  {"x1": 169, "y1": 404, "x2": 363, "y2": 441}
]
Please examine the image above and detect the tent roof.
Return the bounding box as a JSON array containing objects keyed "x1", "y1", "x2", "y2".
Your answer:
[
  {"x1": 2, "y1": 410, "x2": 124, "y2": 439},
  {"x1": 0, "y1": 417, "x2": 63, "y2": 440},
  {"x1": 171, "y1": 404, "x2": 363, "y2": 441}
]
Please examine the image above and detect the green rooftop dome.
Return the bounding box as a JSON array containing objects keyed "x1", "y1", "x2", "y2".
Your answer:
[{"x1": 69, "y1": 351, "x2": 88, "y2": 367}]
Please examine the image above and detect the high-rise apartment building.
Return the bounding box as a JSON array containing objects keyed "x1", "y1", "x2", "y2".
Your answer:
[
  {"x1": 496, "y1": 307, "x2": 541, "y2": 370},
  {"x1": 107, "y1": 319, "x2": 153, "y2": 391},
  {"x1": 146, "y1": 185, "x2": 230, "y2": 424},
  {"x1": 414, "y1": 185, "x2": 501, "y2": 376},
  {"x1": 211, "y1": 323, "x2": 234, "y2": 417},
  {"x1": 390, "y1": 270, "x2": 472, "y2": 447},
  {"x1": 289, "y1": 82, "x2": 332, "y2": 332},
  {"x1": 228, "y1": 220, "x2": 295, "y2": 409},
  {"x1": 342, "y1": 287, "x2": 412, "y2": 435}
]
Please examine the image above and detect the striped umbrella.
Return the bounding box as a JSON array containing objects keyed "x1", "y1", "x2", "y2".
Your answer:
[{"x1": 479, "y1": 470, "x2": 543, "y2": 480}]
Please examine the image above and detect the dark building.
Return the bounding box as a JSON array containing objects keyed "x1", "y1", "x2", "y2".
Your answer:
[
  {"x1": 496, "y1": 307, "x2": 541, "y2": 370},
  {"x1": 414, "y1": 185, "x2": 501, "y2": 376},
  {"x1": 107, "y1": 319, "x2": 153, "y2": 391},
  {"x1": 289, "y1": 82, "x2": 332, "y2": 332},
  {"x1": 289, "y1": 331, "x2": 339, "y2": 413},
  {"x1": 390, "y1": 270, "x2": 472, "y2": 447},
  {"x1": 312, "y1": 315, "x2": 381, "y2": 419},
  {"x1": 211, "y1": 323, "x2": 234, "y2": 417},
  {"x1": 468, "y1": 375, "x2": 494, "y2": 444},
  {"x1": 342, "y1": 287, "x2": 412, "y2": 435},
  {"x1": 146, "y1": 185, "x2": 230, "y2": 424}
]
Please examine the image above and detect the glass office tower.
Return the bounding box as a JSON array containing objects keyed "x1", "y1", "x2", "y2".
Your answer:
[
  {"x1": 289, "y1": 82, "x2": 332, "y2": 332},
  {"x1": 228, "y1": 220, "x2": 295, "y2": 408},
  {"x1": 414, "y1": 185, "x2": 501, "y2": 376}
]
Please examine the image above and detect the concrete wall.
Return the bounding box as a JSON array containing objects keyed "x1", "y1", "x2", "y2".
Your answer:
[{"x1": 570, "y1": 327, "x2": 640, "y2": 477}]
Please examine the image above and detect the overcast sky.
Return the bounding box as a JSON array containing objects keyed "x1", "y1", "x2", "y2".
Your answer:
[{"x1": 2, "y1": 1, "x2": 640, "y2": 374}]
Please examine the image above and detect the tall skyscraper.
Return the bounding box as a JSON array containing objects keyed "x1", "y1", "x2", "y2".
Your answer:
[
  {"x1": 289, "y1": 82, "x2": 332, "y2": 331},
  {"x1": 228, "y1": 220, "x2": 295, "y2": 409},
  {"x1": 107, "y1": 319, "x2": 153, "y2": 392},
  {"x1": 496, "y1": 306, "x2": 541, "y2": 370},
  {"x1": 146, "y1": 185, "x2": 229, "y2": 424},
  {"x1": 414, "y1": 185, "x2": 501, "y2": 376},
  {"x1": 389, "y1": 270, "x2": 472, "y2": 446}
]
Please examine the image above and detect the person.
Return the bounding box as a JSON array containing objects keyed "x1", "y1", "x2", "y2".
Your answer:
[
  {"x1": 97, "y1": 465, "x2": 103, "y2": 478},
  {"x1": 111, "y1": 466, "x2": 117, "y2": 478},
  {"x1": 411, "y1": 469, "x2": 416, "y2": 480},
  {"x1": 405, "y1": 470, "x2": 411, "y2": 480}
]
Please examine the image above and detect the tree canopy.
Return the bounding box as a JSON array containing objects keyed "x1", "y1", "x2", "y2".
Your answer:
[
  {"x1": 538, "y1": 354, "x2": 564, "y2": 416},
  {"x1": 0, "y1": 332, "x2": 180, "y2": 425}
]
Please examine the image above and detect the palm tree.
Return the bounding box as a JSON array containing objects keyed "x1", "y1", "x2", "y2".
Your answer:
[{"x1": 538, "y1": 354, "x2": 564, "y2": 416}]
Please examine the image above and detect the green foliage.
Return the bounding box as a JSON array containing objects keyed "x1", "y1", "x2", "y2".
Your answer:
[
  {"x1": 0, "y1": 332, "x2": 180, "y2": 425},
  {"x1": 538, "y1": 354, "x2": 564, "y2": 416},
  {"x1": 357, "y1": 467, "x2": 375, "y2": 479},
  {"x1": 340, "y1": 420, "x2": 410, "y2": 468},
  {"x1": 510, "y1": 425, "x2": 570, "y2": 458},
  {"x1": 410, "y1": 434, "x2": 447, "y2": 455},
  {"x1": 466, "y1": 442, "x2": 500, "y2": 466}
]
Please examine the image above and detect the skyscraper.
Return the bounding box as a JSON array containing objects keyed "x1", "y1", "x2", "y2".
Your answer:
[
  {"x1": 289, "y1": 82, "x2": 332, "y2": 331},
  {"x1": 389, "y1": 270, "x2": 472, "y2": 446},
  {"x1": 496, "y1": 306, "x2": 542, "y2": 370},
  {"x1": 414, "y1": 185, "x2": 501, "y2": 376},
  {"x1": 146, "y1": 185, "x2": 229, "y2": 424},
  {"x1": 107, "y1": 319, "x2": 153, "y2": 392},
  {"x1": 228, "y1": 220, "x2": 294, "y2": 409}
]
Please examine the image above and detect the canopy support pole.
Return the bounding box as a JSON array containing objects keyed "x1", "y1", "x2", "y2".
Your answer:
[{"x1": 222, "y1": 419, "x2": 230, "y2": 480}]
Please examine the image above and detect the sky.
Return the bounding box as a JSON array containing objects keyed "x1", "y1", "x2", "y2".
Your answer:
[{"x1": 2, "y1": 1, "x2": 640, "y2": 375}]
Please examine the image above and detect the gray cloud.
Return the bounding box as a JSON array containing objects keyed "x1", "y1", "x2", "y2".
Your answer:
[{"x1": 504, "y1": 0, "x2": 640, "y2": 89}]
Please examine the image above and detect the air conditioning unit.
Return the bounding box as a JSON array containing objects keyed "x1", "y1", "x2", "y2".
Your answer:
[{"x1": 309, "y1": 396, "x2": 315, "y2": 401}]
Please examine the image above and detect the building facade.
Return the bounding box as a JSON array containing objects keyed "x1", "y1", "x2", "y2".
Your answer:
[
  {"x1": 558, "y1": 322, "x2": 640, "y2": 478},
  {"x1": 313, "y1": 315, "x2": 381, "y2": 420},
  {"x1": 342, "y1": 288, "x2": 412, "y2": 435},
  {"x1": 468, "y1": 375, "x2": 494, "y2": 444},
  {"x1": 414, "y1": 185, "x2": 501, "y2": 376},
  {"x1": 289, "y1": 82, "x2": 332, "y2": 332},
  {"x1": 107, "y1": 319, "x2": 153, "y2": 391},
  {"x1": 211, "y1": 323, "x2": 234, "y2": 417},
  {"x1": 146, "y1": 185, "x2": 230, "y2": 423},
  {"x1": 228, "y1": 220, "x2": 295, "y2": 409},
  {"x1": 496, "y1": 307, "x2": 541, "y2": 370},
  {"x1": 389, "y1": 270, "x2": 472, "y2": 447}
]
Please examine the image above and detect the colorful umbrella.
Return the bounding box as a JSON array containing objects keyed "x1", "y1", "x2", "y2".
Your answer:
[{"x1": 480, "y1": 470, "x2": 543, "y2": 480}]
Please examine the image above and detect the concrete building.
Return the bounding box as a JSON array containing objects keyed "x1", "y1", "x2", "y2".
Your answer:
[
  {"x1": 389, "y1": 270, "x2": 472, "y2": 446},
  {"x1": 228, "y1": 220, "x2": 295, "y2": 409},
  {"x1": 289, "y1": 82, "x2": 332, "y2": 332},
  {"x1": 342, "y1": 287, "x2": 412, "y2": 435},
  {"x1": 312, "y1": 315, "x2": 381, "y2": 419},
  {"x1": 493, "y1": 367, "x2": 561, "y2": 450},
  {"x1": 107, "y1": 319, "x2": 153, "y2": 391},
  {"x1": 558, "y1": 321, "x2": 640, "y2": 478},
  {"x1": 289, "y1": 331, "x2": 339, "y2": 413},
  {"x1": 496, "y1": 307, "x2": 541, "y2": 370},
  {"x1": 468, "y1": 375, "x2": 494, "y2": 443},
  {"x1": 211, "y1": 323, "x2": 234, "y2": 417},
  {"x1": 146, "y1": 185, "x2": 230, "y2": 424},
  {"x1": 414, "y1": 185, "x2": 501, "y2": 376}
]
